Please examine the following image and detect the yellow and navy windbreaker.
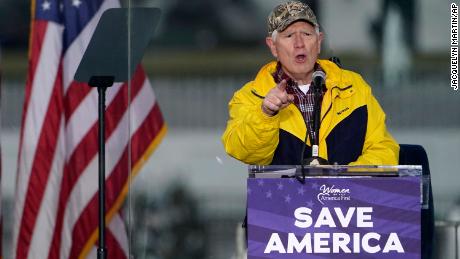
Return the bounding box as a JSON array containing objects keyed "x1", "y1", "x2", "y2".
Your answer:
[{"x1": 222, "y1": 60, "x2": 399, "y2": 165}]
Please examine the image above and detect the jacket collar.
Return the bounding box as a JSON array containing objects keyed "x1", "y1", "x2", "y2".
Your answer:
[
  {"x1": 272, "y1": 62, "x2": 327, "y2": 94},
  {"x1": 255, "y1": 60, "x2": 355, "y2": 99},
  {"x1": 318, "y1": 59, "x2": 350, "y2": 85},
  {"x1": 316, "y1": 60, "x2": 354, "y2": 99}
]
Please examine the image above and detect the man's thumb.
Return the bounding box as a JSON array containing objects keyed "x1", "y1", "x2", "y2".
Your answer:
[{"x1": 277, "y1": 79, "x2": 287, "y2": 92}]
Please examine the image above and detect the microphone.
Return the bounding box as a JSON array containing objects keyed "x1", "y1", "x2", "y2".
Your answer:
[
  {"x1": 311, "y1": 70, "x2": 325, "y2": 159},
  {"x1": 301, "y1": 70, "x2": 328, "y2": 169},
  {"x1": 312, "y1": 71, "x2": 326, "y2": 92}
]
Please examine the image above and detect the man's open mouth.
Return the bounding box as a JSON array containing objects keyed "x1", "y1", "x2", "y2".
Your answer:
[{"x1": 295, "y1": 54, "x2": 306, "y2": 62}]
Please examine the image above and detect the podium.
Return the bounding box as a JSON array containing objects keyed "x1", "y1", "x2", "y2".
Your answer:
[{"x1": 246, "y1": 165, "x2": 429, "y2": 259}]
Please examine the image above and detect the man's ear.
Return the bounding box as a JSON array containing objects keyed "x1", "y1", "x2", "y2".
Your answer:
[{"x1": 266, "y1": 37, "x2": 278, "y2": 58}]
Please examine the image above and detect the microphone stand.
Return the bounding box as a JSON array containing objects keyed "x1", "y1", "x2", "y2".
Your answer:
[{"x1": 302, "y1": 79, "x2": 329, "y2": 166}]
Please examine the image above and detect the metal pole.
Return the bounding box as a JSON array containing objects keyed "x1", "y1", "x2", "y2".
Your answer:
[{"x1": 97, "y1": 85, "x2": 107, "y2": 259}]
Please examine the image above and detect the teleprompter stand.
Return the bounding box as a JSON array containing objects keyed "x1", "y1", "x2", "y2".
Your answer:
[{"x1": 74, "y1": 8, "x2": 161, "y2": 259}]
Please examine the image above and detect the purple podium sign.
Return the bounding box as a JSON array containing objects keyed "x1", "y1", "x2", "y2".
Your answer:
[{"x1": 247, "y1": 176, "x2": 421, "y2": 259}]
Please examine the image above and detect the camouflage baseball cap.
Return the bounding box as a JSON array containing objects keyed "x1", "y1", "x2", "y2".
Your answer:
[{"x1": 267, "y1": 1, "x2": 318, "y2": 35}]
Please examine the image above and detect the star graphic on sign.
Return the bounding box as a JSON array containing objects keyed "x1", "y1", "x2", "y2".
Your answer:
[
  {"x1": 42, "y1": 0, "x2": 51, "y2": 10},
  {"x1": 288, "y1": 177, "x2": 295, "y2": 183},
  {"x1": 277, "y1": 182, "x2": 284, "y2": 190},
  {"x1": 266, "y1": 190, "x2": 272, "y2": 199},
  {"x1": 311, "y1": 182, "x2": 319, "y2": 190},
  {"x1": 72, "y1": 0, "x2": 82, "y2": 8},
  {"x1": 284, "y1": 194, "x2": 291, "y2": 203},
  {"x1": 306, "y1": 200, "x2": 315, "y2": 208},
  {"x1": 247, "y1": 188, "x2": 252, "y2": 195},
  {"x1": 257, "y1": 179, "x2": 264, "y2": 186},
  {"x1": 297, "y1": 186, "x2": 305, "y2": 195}
]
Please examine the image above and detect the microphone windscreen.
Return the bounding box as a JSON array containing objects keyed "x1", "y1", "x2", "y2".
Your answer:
[
  {"x1": 312, "y1": 71, "x2": 326, "y2": 80},
  {"x1": 312, "y1": 71, "x2": 326, "y2": 90}
]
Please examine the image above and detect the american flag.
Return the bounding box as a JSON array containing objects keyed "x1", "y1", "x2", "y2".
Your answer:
[{"x1": 13, "y1": 0, "x2": 166, "y2": 258}]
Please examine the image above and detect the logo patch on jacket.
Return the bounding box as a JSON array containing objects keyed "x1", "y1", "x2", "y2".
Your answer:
[{"x1": 337, "y1": 107, "x2": 350, "y2": 115}]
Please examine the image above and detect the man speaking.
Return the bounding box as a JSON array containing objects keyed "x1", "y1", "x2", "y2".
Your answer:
[{"x1": 222, "y1": 1, "x2": 399, "y2": 165}]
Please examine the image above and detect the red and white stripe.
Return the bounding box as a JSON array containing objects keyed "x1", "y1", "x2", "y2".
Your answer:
[{"x1": 13, "y1": 0, "x2": 166, "y2": 258}]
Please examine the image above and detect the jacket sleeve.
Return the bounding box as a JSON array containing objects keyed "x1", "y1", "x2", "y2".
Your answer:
[
  {"x1": 349, "y1": 79, "x2": 400, "y2": 166},
  {"x1": 221, "y1": 82, "x2": 280, "y2": 165}
]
